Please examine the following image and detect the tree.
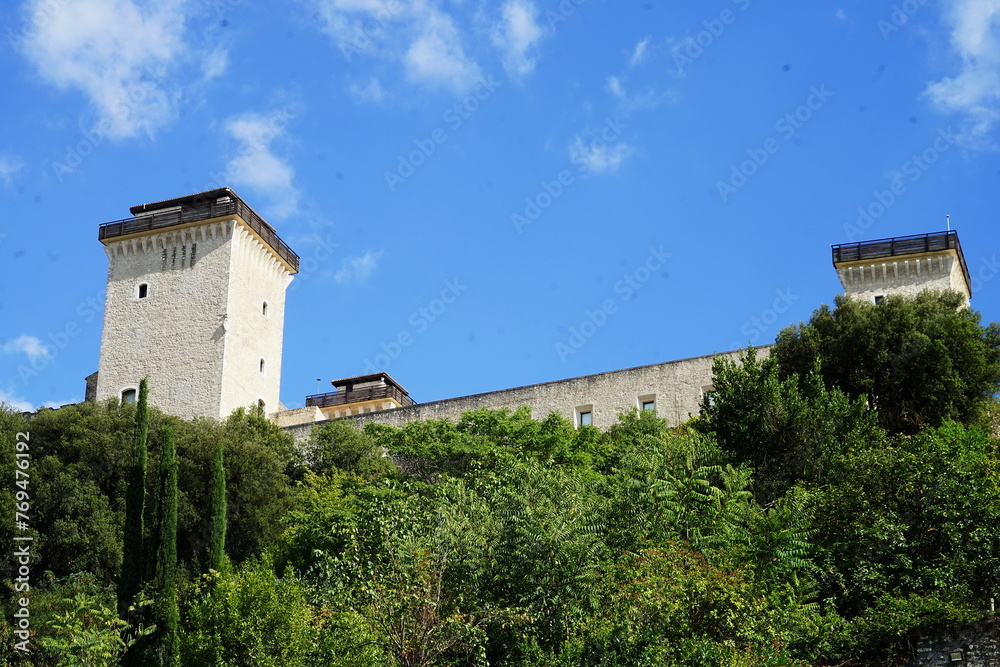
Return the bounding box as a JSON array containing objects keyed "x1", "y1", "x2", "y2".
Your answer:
[
  {"x1": 151, "y1": 427, "x2": 179, "y2": 666},
  {"x1": 206, "y1": 439, "x2": 227, "y2": 574},
  {"x1": 119, "y1": 378, "x2": 149, "y2": 619},
  {"x1": 774, "y1": 290, "x2": 1000, "y2": 434}
]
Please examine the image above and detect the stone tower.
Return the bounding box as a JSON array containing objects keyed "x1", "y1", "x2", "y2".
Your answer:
[
  {"x1": 93, "y1": 188, "x2": 299, "y2": 420},
  {"x1": 831, "y1": 231, "x2": 972, "y2": 304}
]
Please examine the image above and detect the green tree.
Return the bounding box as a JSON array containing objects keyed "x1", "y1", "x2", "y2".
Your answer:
[
  {"x1": 774, "y1": 290, "x2": 1000, "y2": 434},
  {"x1": 152, "y1": 428, "x2": 180, "y2": 666},
  {"x1": 119, "y1": 378, "x2": 149, "y2": 619},
  {"x1": 304, "y1": 419, "x2": 396, "y2": 478},
  {"x1": 206, "y1": 438, "x2": 227, "y2": 574}
]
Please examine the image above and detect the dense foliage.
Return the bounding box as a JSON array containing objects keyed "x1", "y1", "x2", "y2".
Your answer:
[{"x1": 0, "y1": 291, "x2": 998, "y2": 666}]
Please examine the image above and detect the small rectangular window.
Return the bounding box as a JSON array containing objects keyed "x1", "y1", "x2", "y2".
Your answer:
[
  {"x1": 642, "y1": 400, "x2": 656, "y2": 411},
  {"x1": 576, "y1": 404, "x2": 594, "y2": 428},
  {"x1": 639, "y1": 394, "x2": 656, "y2": 412},
  {"x1": 874, "y1": 295, "x2": 885, "y2": 305},
  {"x1": 702, "y1": 385, "x2": 718, "y2": 408},
  {"x1": 579, "y1": 411, "x2": 592, "y2": 426},
  {"x1": 137, "y1": 284, "x2": 148, "y2": 299},
  {"x1": 121, "y1": 389, "x2": 137, "y2": 404}
]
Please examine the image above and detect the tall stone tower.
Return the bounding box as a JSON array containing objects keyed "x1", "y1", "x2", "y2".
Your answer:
[
  {"x1": 831, "y1": 230, "x2": 972, "y2": 304},
  {"x1": 94, "y1": 188, "x2": 299, "y2": 420}
]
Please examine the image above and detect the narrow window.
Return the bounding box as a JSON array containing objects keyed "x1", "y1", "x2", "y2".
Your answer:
[
  {"x1": 121, "y1": 389, "x2": 137, "y2": 404},
  {"x1": 642, "y1": 400, "x2": 656, "y2": 412},
  {"x1": 579, "y1": 410, "x2": 593, "y2": 427},
  {"x1": 258, "y1": 399, "x2": 266, "y2": 412},
  {"x1": 262, "y1": 301, "x2": 268, "y2": 317},
  {"x1": 259, "y1": 359, "x2": 265, "y2": 374},
  {"x1": 639, "y1": 394, "x2": 656, "y2": 412},
  {"x1": 137, "y1": 283, "x2": 148, "y2": 299},
  {"x1": 702, "y1": 385, "x2": 718, "y2": 408}
]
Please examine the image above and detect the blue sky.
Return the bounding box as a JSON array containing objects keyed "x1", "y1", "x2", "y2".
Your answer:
[{"x1": 2, "y1": 0, "x2": 999, "y2": 412}]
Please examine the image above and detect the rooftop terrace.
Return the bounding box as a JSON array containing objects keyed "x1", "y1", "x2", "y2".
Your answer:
[
  {"x1": 98, "y1": 187, "x2": 299, "y2": 273},
  {"x1": 831, "y1": 230, "x2": 970, "y2": 294}
]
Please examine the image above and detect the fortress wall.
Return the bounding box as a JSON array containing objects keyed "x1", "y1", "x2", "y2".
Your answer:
[{"x1": 283, "y1": 347, "x2": 766, "y2": 442}]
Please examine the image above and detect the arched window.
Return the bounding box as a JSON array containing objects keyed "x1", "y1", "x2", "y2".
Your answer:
[{"x1": 121, "y1": 388, "x2": 137, "y2": 404}]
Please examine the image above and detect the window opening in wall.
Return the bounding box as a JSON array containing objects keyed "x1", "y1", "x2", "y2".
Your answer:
[
  {"x1": 642, "y1": 400, "x2": 656, "y2": 411},
  {"x1": 259, "y1": 359, "x2": 265, "y2": 374},
  {"x1": 639, "y1": 394, "x2": 656, "y2": 412},
  {"x1": 874, "y1": 294, "x2": 885, "y2": 305},
  {"x1": 262, "y1": 301, "x2": 268, "y2": 317},
  {"x1": 579, "y1": 411, "x2": 592, "y2": 426},
  {"x1": 121, "y1": 389, "x2": 137, "y2": 404},
  {"x1": 258, "y1": 399, "x2": 266, "y2": 412},
  {"x1": 137, "y1": 283, "x2": 148, "y2": 299},
  {"x1": 702, "y1": 385, "x2": 718, "y2": 408}
]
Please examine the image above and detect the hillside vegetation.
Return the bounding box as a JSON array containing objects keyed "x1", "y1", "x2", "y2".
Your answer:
[{"x1": 1, "y1": 290, "x2": 999, "y2": 666}]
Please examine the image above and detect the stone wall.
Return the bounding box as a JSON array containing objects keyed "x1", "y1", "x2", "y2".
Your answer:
[
  {"x1": 908, "y1": 620, "x2": 999, "y2": 666},
  {"x1": 836, "y1": 251, "x2": 970, "y2": 304},
  {"x1": 282, "y1": 347, "x2": 765, "y2": 442}
]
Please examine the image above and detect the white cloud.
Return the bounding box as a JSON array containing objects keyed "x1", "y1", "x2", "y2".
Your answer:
[
  {"x1": 314, "y1": 0, "x2": 496, "y2": 94},
  {"x1": 201, "y1": 47, "x2": 230, "y2": 81},
  {"x1": 604, "y1": 75, "x2": 673, "y2": 110},
  {"x1": 0, "y1": 155, "x2": 25, "y2": 185},
  {"x1": 628, "y1": 36, "x2": 650, "y2": 68},
  {"x1": 335, "y1": 249, "x2": 383, "y2": 283},
  {"x1": 222, "y1": 110, "x2": 299, "y2": 218},
  {"x1": 404, "y1": 10, "x2": 482, "y2": 92},
  {"x1": 924, "y1": 0, "x2": 1000, "y2": 146},
  {"x1": 492, "y1": 0, "x2": 545, "y2": 79},
  {"x1": 0, "y1": 389, "x2": 33, "y2": 413},
  {"x1": 17, "y1": 0, "x2": 192, "y2": 139},
  {"x1": 2, "y1": 335, "x2": 52, "y2": 362},
  {"x1": 349, "y1": 77, "x2": 387, "y2": 103},
  {"x1": 568, "y1": 135, "x2": 636, "y2": 175}
]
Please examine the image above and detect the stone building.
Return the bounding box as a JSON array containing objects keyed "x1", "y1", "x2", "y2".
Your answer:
[
  {"x1": 91, "y1": 188, "x2": 298, "y2": 420},
  {"x1": 87, "y1": 189, "x2": 974, "y2": 435}
]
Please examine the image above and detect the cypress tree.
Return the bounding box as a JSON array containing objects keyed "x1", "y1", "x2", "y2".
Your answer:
[
  {"x1": 206, "y1": 439, "x2": 228, "y2": 573},
  {"x1": 119, "y1": 378, "x2": 149, "y2": 619},
  {"x1": 152, "y1": 427, "x2": 179, "y2": 666}
]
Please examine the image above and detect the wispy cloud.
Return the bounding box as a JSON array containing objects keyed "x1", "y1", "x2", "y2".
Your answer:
[
  {"x1": 314, "y1": 0, "x2": 538, "y2": 94},
  {"x1": 17, "y1": 0, "x2": 229, "y2": 140},
  {"x1": 628, "y1": 36, "x2": 650, "y2": 68},
  {"x1": 924, "y1": 0, "x2": 1000, "y2": 147},
  {"x1": 349, "y1": 77, "x2": 387, "y2": 103},
  {"x1": 335, "y1": 249, "x2": 383, "y2": 283},
  {"x1": 492, "y1": 0, "x2": 545, "y2": 79},
  {"x1": 0, "y1": 155, "x2": 25, "y2": 185},
  {"x1": 568, "y1": 135, "x2": 636, "y2": 175},
  {"x1": 222, "y1": 110, "x2": 299, "y2": 218},
  {"x1": 0, "y1": 389, "x2": 33, "y2": 413},
  {"x1": 2, "y1": 335, "x2": 51, "y2": 362}
]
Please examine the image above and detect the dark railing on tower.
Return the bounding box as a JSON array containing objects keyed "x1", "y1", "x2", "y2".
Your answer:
[
  {"x1": 305, "y1": 384, "x2": 416, "y2": 409},
  {"x1": 97, "y1": 187, "x2": 300, "y2": 273},
  {"x1": 831, "y1": 230, "x2": 970, "y2": 293}
]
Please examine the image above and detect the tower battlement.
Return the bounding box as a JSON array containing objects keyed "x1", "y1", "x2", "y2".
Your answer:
[{"x1": 832, "y1": 230, "x2": 971, "y2": 304}]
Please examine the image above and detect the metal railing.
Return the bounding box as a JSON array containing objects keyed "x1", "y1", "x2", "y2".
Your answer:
[
  {"x1": 98, "y1": 195, "x2": 300, "y2": 272},
  {"x1": 305, "y1": 384, "x2": 416, "y2": 409},
  {"x1": 831, "y1": 231, "x2": 969, "y2": 292}
]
